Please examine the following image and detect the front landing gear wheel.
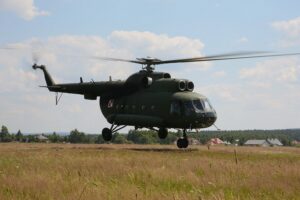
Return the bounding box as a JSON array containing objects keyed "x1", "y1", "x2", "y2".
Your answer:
[
  {"x1": 158, "y1": 128, "x2": 168, "y2": 139},
  {"x1": 102, "y1": 128, "x2": 112, "y2": 141},
  {"x1": 177, "y1": 129, "x2": 189, "y2": 148},
  {"x1": 177, "y1": 138, "x2": 189, "y2": 148}
]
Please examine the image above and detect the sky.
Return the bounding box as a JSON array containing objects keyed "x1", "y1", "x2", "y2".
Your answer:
[{"x1": 0, "y1": 0, "x2": 300, "y2": 133}]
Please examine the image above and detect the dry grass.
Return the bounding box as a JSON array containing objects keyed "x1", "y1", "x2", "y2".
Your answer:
[{"x1": 0, "y1": 143, "x2": 299, "y2": 200}]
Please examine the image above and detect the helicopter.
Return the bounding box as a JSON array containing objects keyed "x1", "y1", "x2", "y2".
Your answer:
[{"x1": 33, "y1": 51, "x2": 300, "y2": 148}]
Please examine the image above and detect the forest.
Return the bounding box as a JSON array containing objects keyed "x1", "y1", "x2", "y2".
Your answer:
[{"x1": 1, "y1": 125, "x2": 299, "y2": 146}]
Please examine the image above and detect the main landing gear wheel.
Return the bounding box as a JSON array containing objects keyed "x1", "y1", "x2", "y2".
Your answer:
[
  {"x1": 102, "y1": 124, "x2": 127, "y2": 141},
  {"x1": 177, "y1": 138, "x2": 189, "y2": 148},
  {"x1": 158, "y1": 128, "x2": 168, "y2": 139},
  {"x1": 102, "y1": 128, "x2": 112, "y2": 141},
  {"x1": 176, "y1": 129, "x2": 189, "y2": 148}
]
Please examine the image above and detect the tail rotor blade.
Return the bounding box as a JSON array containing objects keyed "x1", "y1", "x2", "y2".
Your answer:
[{"x1": 32, "y1": 51, "x2": 40, "y2": 64}]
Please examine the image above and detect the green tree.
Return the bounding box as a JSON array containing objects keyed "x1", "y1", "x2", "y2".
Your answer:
[
  {"x1": 48, "y1": 132, "x2": 63, "y2": 143},
  {"x1": 127, "y1": 130, "x2": 157, "y2": 144},
  {"x1": 15, "y1": 130, "x2": 23, "y2": 142},
  {"x1": 25, "y1": 135, "x2": 38, "y2": 143},
  {"x1": 69, "y1": 129, "x2": 86, "y2": 143},
  {"x1": 0, "y1": 125, "x2": 12, "y2": 142},
  {"x1": 96, "y1": 134, "x2": 105, "y2": 144},
  {"x1": 113, "y1": 132, "x2": 128, "y2": 144}
]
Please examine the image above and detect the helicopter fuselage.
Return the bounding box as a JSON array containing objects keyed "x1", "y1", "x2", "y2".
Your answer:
[
  {"x1": 100, "y1": 71, "x2": 217, "y2": 129},
  {"x1": 100, "y1": 91, "x2": 217, "y2": 129}
]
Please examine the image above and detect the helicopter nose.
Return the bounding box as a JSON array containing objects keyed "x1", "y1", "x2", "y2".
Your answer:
[
  {"x1": 196, "y1": 111, "x2": 217, "y2": 127},
  {"x1": 205, "y1": 111, "x2": 217, "y2": 124}
]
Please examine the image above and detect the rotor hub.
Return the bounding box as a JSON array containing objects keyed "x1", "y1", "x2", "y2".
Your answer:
[{"x1": 137, "y1": 57, "x2": 161, "y2": 72}]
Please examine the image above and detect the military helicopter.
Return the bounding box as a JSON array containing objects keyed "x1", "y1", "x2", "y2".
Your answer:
[{"x1": 33, "y1": 51, "x2": 300, "y2": 148}]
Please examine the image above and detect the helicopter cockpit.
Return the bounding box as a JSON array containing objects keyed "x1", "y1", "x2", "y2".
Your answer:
[
  {"x1": 170, "y1": 98, "x2": 215, "y2": 116},
  {"x1": 183, "y1": 99, "x2": 214, "y2": 115},
  {"x1": 170, "y1": 98, "x2": 217, "y2": 128}
]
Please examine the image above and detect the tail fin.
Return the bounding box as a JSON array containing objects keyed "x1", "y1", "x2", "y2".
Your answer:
[{"x1": 32, "y1": 64, "x2": 56, "y2": 87}]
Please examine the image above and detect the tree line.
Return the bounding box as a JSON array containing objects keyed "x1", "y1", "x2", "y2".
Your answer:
[{"x1": 1, "y1": 125, "x2": 300, "y2": 146}]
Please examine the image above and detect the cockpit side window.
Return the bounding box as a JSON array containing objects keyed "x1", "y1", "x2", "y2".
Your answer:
[
  {"x1": 170, "y1": 101, "x2": 181, "y2": 116},
  {"x1": 184, "y1": 101, "x2": 194, "y2": 116}
]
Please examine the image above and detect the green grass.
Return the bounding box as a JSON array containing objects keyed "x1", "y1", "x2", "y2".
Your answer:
[{"x1": 0, "y1": 143, "x2": 299, "y2": 200}]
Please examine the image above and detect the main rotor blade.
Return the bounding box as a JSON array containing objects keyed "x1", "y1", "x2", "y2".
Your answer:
[
  {"x1": 156, "y1": 52, "x2": 300, "y2": 65},
  {"x1": 154, "y1": 51, "x2": 265, "y2": 64},
  {"x1": 93, "y1": 51, "x2": 298, "y2": 66},
  {"x1": 92, "y1": 56, "x2": 144, "y2": 64}
]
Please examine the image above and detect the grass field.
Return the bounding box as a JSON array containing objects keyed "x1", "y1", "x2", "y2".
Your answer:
[{"x1": 0, "y1": 143, "x2": 299, "y2": 200}]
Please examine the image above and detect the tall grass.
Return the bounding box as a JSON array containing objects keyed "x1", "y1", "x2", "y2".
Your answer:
[{"x1": 0, "y1": 143, "x2": 299, "y2": 200}]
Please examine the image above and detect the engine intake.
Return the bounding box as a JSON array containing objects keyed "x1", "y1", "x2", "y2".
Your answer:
[
  {"x1": 142, "y1": 77, "x2": 153, "y2": 88},
  {"x1": 186, "y1": 81, "x2": 194, "y2": 91},
  {"x1": 178, "y1": 80, "x2": 186, "y2": 91}
]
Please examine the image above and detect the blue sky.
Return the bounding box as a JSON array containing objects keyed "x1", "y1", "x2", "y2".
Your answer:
[{"x1": 1, "y1": 0, "x2": 300, "y2": 133}]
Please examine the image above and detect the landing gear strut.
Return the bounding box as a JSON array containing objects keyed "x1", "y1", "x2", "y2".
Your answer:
[
  {"x1": 102, "y1": 123, "x2": 127, "y2": 141},
  {"x1": 176, "y1": 129, "x2": 189, "y2": 148}
]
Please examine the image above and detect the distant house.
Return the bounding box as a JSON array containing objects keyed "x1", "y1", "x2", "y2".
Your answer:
[
  {"x1": 244, "y1": 138, "x2": 282, "y2": 147},
  {"x1": 267, "y1": 138, "x2": 283, "y2": 146},
  {"x1": 291, "y1": 140, "x2": 300, "y2": 146},
  {"x1": 208, "y1": 138, "x2": 224, "y2": 145},
  {"x1": 223, "y1": 141, "x2": 232, "y2": 145},
  {"x1": 244, "y1": 139, "x2": 270, "y2": 147},
  {"x1": 188, "y1": 138, "x2": 200, "y2": 145},
  {"x1": 36, "y1": 135, "x2": 49, "y2": 143}
]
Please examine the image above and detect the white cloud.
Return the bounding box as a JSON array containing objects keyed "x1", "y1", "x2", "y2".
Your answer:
[
  {"x1": 109, "y1": 31, "x2": 210, "y2": 72},
  {"x1": 198, "y1": 84, "x2": 241, "y2": 103},
  {"x1": 198, "y1": 78, "x2": 300, "y2": 129},
  {"x1": 239, "y1": 57, "x2": 300, "y2": 83},
  {"x1": 109, "y1": 31, "x2": 205, "y2": 59},
  {"x1": 237, "y1": 37, "x2": 248, "y2": 43},
  {"x1": 0, "y1": 0, "x2": 49, "y2": 20},
  {"x1": 272, "y1": 17, "x2": 300, "y2": 37},
  {"x1": 212, "y1": 70, "x2": 226, "y2": 78},
  {"x1": 272, "y1": 17, "x2": 300, "y2": 47},
  {"x1": 195, "y1": 56, "x2": 300, "y2": 130}
]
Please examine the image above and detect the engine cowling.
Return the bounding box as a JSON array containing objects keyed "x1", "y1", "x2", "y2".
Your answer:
[{"x1": 125, "y1": 71, "x2": 170, "y2": 90}]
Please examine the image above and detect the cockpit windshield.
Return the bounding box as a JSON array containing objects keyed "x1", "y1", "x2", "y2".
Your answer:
[
  {"x1": 183, "y1": 99, "x2": 213, "y2": 115},
  {"x1": 193, "y1": 100, "x2": 204, "y2": 111},
  {"x1": 202, "y1": 99, "x2": 213, "y2": 111},
  {"x1": 171, "y1": 98, "x2": 214, "y2": 116}
]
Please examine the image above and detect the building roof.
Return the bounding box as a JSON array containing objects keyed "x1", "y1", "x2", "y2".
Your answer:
[
  {"x1": 36, "y1": 135, "x2": 48, "y2": 140},
  {"x1": 244, "y1": 138, "x2": 283, "y2": 146},
  {"x1": 267, "y1": 138, "x2": 283, "y2": 146},
  {"x1": 244, "y1": 139, "x2": 268, "y2": 145},
  {"x1": 188, "y1": 138, "x2": 200, "y2": 145},
  {"x1": 209, "y1": 138, "x2": 224, "y2": 145},
  {"x1": 223, "y1": 141, "x2": 231, "y2": 145}
]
